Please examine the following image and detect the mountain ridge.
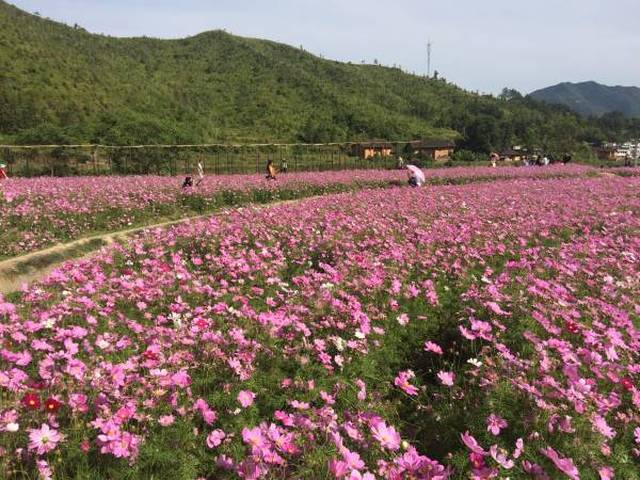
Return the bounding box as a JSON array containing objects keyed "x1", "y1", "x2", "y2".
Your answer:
[{"x1": 529, "y1": 81, "x2": 640, "y2": 118}]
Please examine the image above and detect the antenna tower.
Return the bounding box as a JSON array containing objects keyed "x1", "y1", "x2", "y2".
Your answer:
[{"x1": 427, "y1": 39, "x2": 432, "y2": 77}]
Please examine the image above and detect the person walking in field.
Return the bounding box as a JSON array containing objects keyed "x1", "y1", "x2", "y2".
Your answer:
[
  {"x1": 196, "y1": 161, "x2": 205, "y2": 186},
  {"x1": 281, "y1": 159, "x2": 288, "y2": 173},
  {"x1": 266, "y1": 159, "x2": 277, "y2": 180},
  {"x1": 490, "y1": 152, "x2": 499, "y2": 168},
  {"x1": 0, "y1": 163, "x2": 7, "y2": 180}
]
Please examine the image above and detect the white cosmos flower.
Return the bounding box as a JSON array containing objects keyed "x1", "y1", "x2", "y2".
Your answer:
[
  {"x1": 467, "y1": 358, "x2": 483, "y2": 368},
  {"x1": 6, "y1": 423, "x2": 19, "y2": 432}
]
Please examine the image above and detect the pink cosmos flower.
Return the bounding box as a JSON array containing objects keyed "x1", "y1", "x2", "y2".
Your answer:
[
  {"x1": 242, "y1": 426, "x2": 265, "y2": 449},
  {"x1": 371, "y1": 420, "x2": 401, "y2": 450},
  {"x1": 237, "y1": 390, "x2": 256, "y2": 408},
  {"x1": 634, "y1": 427, "x2": 640, "y2": 444},
  {"x1": 591, "y1": 414, "x2": 616, "y2": 439},
  {"x1": 328, "y1": 459, "x2": 350, "y2": 478},
  {"x1": 36, "y1": 460, "x2": 53, "y2": 480},
  {"x1": 206, "y1": 429, "x2": 226, "y2": 448},
  {"x1": 397, "y1": 313, "x2": 409, "y2": 326},
  {"x1": 460, "y1": 431, "x2": 485, "y2": 454},
  {"x1": 348, "y1": 471, "x2": 375, "y2": 480},
  {"x1": 394, "y1": 370, "x2": 419, "y2": 396},
  {"x1": 489, "y1": 445, "x2": 514, "y2": 469},
  {"x1": 158, "y1": 415, "x2": 175, "y2": 427},
  {"x1": 28, "y1": 423, "x2": 63, "y2": 455},
  {"x1": 486, "y1": 414, "x2": 508, "y2": 435},
  {"x1": 424, "y1": 341, "x2": 443, "y2": 355},
  {"x1": 540, "y1": 447, "x2": 580, "y2": 480},
  {"x1": 437, "y1": 371, "x2": 455, "y2": 387},
  {"x1": 598, "y1": 466, "x2": 614, "y2": 480},
  {"x1": 355, "y1": 379, "x2": 367, "y2": 401}
]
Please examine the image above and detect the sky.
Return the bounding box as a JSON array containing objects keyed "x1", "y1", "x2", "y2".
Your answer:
[{"x1": 9, "y1": 0, "x2": 640, "y2": 95}]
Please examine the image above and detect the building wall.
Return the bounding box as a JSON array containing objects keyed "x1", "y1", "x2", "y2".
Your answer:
[
  {"x1": 363, "y1": 148, "x2": 392, "y2": 159},
  {"x1": 433, "y1": 148, "x2": 454, "y2": 160}
]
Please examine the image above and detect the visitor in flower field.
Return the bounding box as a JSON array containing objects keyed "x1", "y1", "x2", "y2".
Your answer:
[
  {"x1": 0, "y1": 163, "x2": 7, "y2": 180},
  {"x1": 266, "y1": 159, "x2": 277, "y2": 180},
  {"x1": 181, "y1": 175, "x2": 193, "y2": 188},
  {"x1": 406, "y1": 164, "x2": 425, "y2": 187},
  {"x1": 281, "y1": 159, "x2": 288, "y2": 173},
  {"x1": 196, "y1": 161, "x2": 205, "y2": 186}
]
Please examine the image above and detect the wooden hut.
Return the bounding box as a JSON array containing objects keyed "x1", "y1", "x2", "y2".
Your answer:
[
  {"x1": 409, "y1": 139, "x2": 455, "y2": 160},
  {"x1": 351, "y1": 140, "x2": 393, "y2": 159}
]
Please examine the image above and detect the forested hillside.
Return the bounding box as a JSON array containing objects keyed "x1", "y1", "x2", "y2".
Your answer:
[{"x1": 1, "y1": 1, "x2": 638, "y2": 150}]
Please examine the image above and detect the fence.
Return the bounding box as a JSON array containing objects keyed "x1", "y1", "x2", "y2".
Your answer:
[{"x1": 0, "y1": 142, "x2": 444, "y2": 177}]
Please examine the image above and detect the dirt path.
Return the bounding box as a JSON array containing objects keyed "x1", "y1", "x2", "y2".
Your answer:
[
  {"x1": 0, "y1": 198, "x2": 309, "y2": 296},
  {"x1": 0, "y1": 211, "x2": 223, "y2": 295}
]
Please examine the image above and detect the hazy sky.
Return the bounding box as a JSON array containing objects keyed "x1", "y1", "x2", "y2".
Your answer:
[{"x1": 9, "y1": 0, "x2": 640, "y2": 94}]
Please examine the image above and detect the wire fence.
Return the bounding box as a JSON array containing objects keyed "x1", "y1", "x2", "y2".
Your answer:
[{"x1": 0, "y1": 142, "x2": 451, "y2": 177}]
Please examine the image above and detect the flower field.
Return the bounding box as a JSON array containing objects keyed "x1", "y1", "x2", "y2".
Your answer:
[
  {"x1": 0, "y1": 164, "x2": 596, "y2": 259},
  {"x1": 1, "y1": 171, "x2": 639, "y2": 479}
]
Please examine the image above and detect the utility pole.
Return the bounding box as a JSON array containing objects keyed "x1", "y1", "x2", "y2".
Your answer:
[{"x1": 427, "y1": 39, "x2": 432, "y2": 78}]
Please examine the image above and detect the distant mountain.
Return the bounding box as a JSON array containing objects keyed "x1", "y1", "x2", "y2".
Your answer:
[{"x1": 529, "y1": 81, "x2": 640, "y2": 118}]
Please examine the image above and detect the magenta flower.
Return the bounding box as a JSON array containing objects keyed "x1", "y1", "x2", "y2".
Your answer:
[
  {"x1": 460, "y1": 431, "x2": 485, "y2": 454},
  {"x1": 486, "y1": 414, "x2": 508, "y2": 436},
  {"x1": 237, "y1": 390, "x2": 256, "y2": 408},
  {"x1": 540, "y1": 447, "x2": 580, "y2": 480},
  {"x1": 28, "y1": 423, "x2": 64, "y2": 455},
  {"x1": 394, "y1": 370, "x2": 419, "y2": 396},
  {"x1": 437, "y1": 370, "x2": 455, "y2": 387}
]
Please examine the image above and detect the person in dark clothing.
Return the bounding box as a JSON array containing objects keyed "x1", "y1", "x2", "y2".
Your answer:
[{"x1": 182, "y1": 176, "x2": 193, "y2": 188}]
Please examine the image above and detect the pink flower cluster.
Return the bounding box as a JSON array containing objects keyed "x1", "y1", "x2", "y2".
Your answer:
[{"x1": 0, "y1": 164, "x2": 594, "y2": 257}]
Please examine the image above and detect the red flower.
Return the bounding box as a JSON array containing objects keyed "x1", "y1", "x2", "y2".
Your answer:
[
  {"x1": 621, "y1": 377, "x2": 634, "y2": 391},
  {"x1": 21, "y1": 392, "x2": 41, "y2": 410},
  {"x1": 143, "y1": 350, "x2": 158, "y2": 361},
  {"x1": 195, "y1": 318, "x2": 208, "y2": 329},
  {"x1": 565, "y1": 321, "x2": 579, "y2": 334},
  {"x1": 44, "y1": 397, "x2": 61, "y2": 413}
]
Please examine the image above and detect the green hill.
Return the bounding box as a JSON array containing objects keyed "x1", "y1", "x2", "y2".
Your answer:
[
  {"x1": 0, "y1": 1, "x2": 637, "y2": 150},
  {"x1": 530, "y1": 81, "x2": 640, "y2": 118}
]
